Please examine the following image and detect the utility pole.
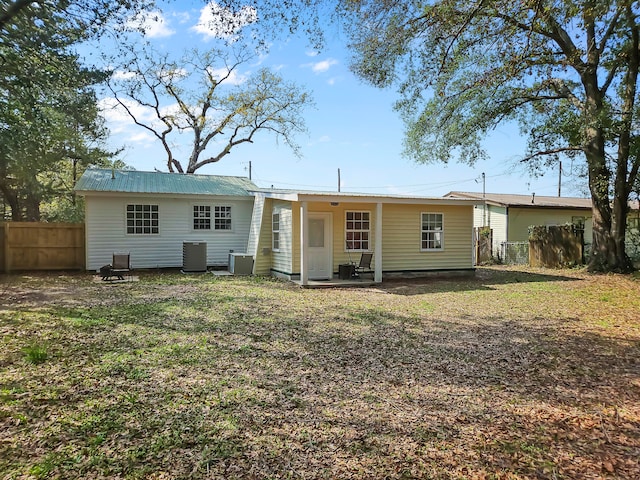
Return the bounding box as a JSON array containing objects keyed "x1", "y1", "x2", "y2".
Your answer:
[
  {"x1": 338, "y1": 168, "x2": 341, "y2": 192},
  {"x1": 558, "y1": 161, "x2": 561, "y2": 197},
  {"x1": 482, "y1": 172, "x2": 486, "y2": 226},
  {"x1": 249, "y1": 161, "x2": 252, "y2": 180}
]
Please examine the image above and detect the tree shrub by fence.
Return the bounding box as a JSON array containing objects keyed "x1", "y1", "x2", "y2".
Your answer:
[
  {"x1": 1, "y1": 222, "x2": 85, "y2": 272},
  {"x1": 529, "y1": 225, "x2": 584, "y2": 268}
]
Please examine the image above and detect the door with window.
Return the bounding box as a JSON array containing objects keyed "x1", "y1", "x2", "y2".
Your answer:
[{"x1": 307, "y1": 213, "x2": 332, "y2": 280}]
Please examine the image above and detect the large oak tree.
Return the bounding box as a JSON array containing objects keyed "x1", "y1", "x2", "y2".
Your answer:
[
  {"x1": 347, "y1": 0, "x2": 640, "y2": 272},
  {"x1": 106, "y1": 46, "x2": 313, "y2": 174}
]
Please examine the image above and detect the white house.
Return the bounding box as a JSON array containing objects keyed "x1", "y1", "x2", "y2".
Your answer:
[
  {"x1": 75, "y1": 169, "x2": 481, "y2": 282},
  {"x1": 74, "y1": 168, "x2": 257, "y2": 271}
]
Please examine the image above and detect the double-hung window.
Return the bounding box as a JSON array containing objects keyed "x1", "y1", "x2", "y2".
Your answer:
[
  {"x1": 193, "y1": 205, "x2": 211, "y2": 230},
  {"x1": 214, "y1": 206, "x2": 232, "y2": 230},
  {"x1": 272, "y1": 213, "x2": 280, "y2": 251},
  {"x1": 421, "y1": 213, "x2": 443, "y2": 250},
  {"x1": 345, "y1": 211, "x2": 370, "y2": 251},
  {"x1": 126, "y1": 204, "x2": 158, "y2": 234}
]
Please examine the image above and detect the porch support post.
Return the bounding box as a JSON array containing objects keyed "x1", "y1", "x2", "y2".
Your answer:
[
  {"x1": 300, "y1": 201, "x2": 308, "y2": 286},
  {"x1": 375, "y1": 202, "x2": 382, "y2": 282}
]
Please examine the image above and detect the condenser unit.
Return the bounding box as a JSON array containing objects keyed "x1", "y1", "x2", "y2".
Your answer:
[
  {"x1": 182, "y1": 241, "x2": 207, "y2": 272},
  {"x1": 228, "y1": 253, "x2": 253, "y2": 275}
]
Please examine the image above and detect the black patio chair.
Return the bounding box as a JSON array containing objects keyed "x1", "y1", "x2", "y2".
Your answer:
[{"x1": 354, "y1": 252, "x2": 373, "y2": 279}]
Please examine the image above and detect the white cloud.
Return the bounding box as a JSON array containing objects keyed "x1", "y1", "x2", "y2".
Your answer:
[
  {"x1": 111, "y1": 70, "x2": 137, "y2": 81},
  {"x1": 308, "y1": 135, "x2": 331, "y2": 147},
  {"x1": 208, "y1": 67, "x2": 248, "y2": 86},
  {"x1": 158, "y1": 67, "x2": 188, "y2": 82},
  {"x1": 192, "y1": 1, "x2": 257, "y2": 40},
  {"x1": 128, "y1": 132, "x2": 155, "y2": 145},
  {"x1": 99, "y1": 97, "x2": 165, "y2": 138},
  {"x1": 127, "y1": 10, "x2": 175, "y2": 38},
  {"x1": 303, "y1": 58, "x2": 339, "y2": 74}
]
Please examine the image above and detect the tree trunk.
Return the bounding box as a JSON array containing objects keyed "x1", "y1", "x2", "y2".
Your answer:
[
  {"x1": 587, "y1": 165, "x2": 633, "y2": 272},
  {"x1": 25, "y1": 193, "x2": 41, "y2": 222},
  {"x1": 581, "y1": 64, "x2": 632, "y2": 272},
  {"x1": 0, "y1": 182, "x2": 22, "y2": 221}
]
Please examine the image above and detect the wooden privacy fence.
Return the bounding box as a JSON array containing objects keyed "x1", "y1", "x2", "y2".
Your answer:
[
  {"x1": 1, "y1": 222, "x2": 85, "y2": 272},
  {"x1": 529, "y1": 225, "x2": 584, "y2": 268}
]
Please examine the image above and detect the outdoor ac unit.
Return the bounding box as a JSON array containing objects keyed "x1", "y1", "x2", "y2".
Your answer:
[
  {"x1": 183, "y1": 241, "x2": 207, "y2": 272},
  {"x1": 228, "y1": 253, "x2": 253, "y2": 275}
]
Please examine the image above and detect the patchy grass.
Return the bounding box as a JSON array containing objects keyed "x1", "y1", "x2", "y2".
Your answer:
[{"x1": 0, "y1": 266, "x2": 639, "y2": 479}]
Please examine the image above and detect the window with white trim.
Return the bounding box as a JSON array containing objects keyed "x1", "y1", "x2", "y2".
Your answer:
[
  {"x1": 272, "y1": 213, "x2": 280, "y2": 251},
  {"x1": 214, "y1": 206, "x2": 232, "y2": 230},
  {"x1": 193, "y1": 205, "x2": 211, "y2": 230},
  {"x1": 345, "y1": 211, "x2": 370, "y2": 251},
  {"x1": 126, "y1": 204, "x2": 159, "y2": 234},
  {"x1": 421, "y1": 213, "x2": 443, "y2": 250}
]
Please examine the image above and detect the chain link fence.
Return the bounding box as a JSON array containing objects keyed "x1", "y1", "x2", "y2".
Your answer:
[{"x1": 500, "y1": 242, "x2": 529, "y2": 265}]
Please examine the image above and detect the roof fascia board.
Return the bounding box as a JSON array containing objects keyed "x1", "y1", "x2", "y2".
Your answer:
[
  {"x1": 76, "y1": 191, "x2": 253, "y2": 201},
  {"x1": 508, "y1": 204, "x2": 592, "y2": 211},
  {"x1": 296, "y1": 194, "x2": 479, "y2": 205},
  {"x1": 252, "y1": 191, "x2": 479, "y2": 205}
]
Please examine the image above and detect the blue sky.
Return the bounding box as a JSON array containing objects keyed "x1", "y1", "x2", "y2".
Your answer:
[{"x1": 92, "y1": 0, "x2": 586, "y2": 198}]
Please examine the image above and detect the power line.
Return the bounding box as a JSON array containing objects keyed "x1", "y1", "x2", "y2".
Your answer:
[{"x1": 251, "y1": 170, "x2": 514, "y2": 193}]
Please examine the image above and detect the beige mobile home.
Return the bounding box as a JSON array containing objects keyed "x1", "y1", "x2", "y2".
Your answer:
[
  {"x1": 445, "y1": 192, "x2": 593, "y2": 260},
  {"x1": 245, "y1": 189, "x2": 477, "y2": 285}
]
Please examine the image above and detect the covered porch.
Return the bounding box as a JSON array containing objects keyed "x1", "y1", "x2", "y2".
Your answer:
[{"x1": 248, "y1": 189, "x2": 477, "y2": 285}]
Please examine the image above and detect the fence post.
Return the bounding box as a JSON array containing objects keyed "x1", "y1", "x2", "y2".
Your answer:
[{"x1": 3, "y1": 222, "x2": 9, "y2": 273}]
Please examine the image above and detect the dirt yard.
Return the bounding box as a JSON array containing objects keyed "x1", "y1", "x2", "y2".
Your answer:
[{"x1": 1, "y1": 266, "x2": 639, "y2": 479}]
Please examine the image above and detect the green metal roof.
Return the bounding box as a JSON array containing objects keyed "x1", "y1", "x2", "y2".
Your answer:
[{"x1": 75, "y1": 168, "x2": 257, "y2": 196}]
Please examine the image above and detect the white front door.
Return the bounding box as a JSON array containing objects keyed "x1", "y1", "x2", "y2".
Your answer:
[{"x1": 307, "y1": 213, "x2": 332, "y2": 280}]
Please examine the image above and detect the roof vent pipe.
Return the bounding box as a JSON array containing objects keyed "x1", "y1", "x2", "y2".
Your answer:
[{"x1": 531, "y1": 193, "x2": 535, "y2": 204}]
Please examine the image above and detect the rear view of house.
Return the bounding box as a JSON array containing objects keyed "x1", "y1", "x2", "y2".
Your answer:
[{"x1": 75, "y1": 169, "x2": 257, "y2": 271}]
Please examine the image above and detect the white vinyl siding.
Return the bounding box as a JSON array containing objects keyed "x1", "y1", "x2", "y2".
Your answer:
[
  {"x1": 473, "y1": 204, "x2": 507, "y2": 256},
  {"x1": 271, "y1": 202, "x2": 293, "y2": 274},
  {"x1": 84, "y1": 195, "x2": 253, "y2": 270}
]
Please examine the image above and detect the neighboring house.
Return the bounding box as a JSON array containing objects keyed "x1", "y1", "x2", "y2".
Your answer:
[
  {"x1": 245, "y1": 189, "x2": 478, "y2": 285},
  {"x1": 74, "y1": 168, "x2": 257, "y2": 270},
  {"x1": 444, "y1": 192, "x2": 593, "y2": 260}
]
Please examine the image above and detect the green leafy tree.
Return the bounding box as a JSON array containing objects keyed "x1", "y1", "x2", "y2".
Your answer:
[
  {"x1": 335, "y1": 0, "x2": 640, "y2": 273},
  {"x1": 106, "y1": 45, "x2": 313, "y2": 174},
  {"x1": 0, "y1": 3, "x2": 115, "y2": 221},
  {"x1": 0, "y1": 0, "x2": 147, "y2": 221}
]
